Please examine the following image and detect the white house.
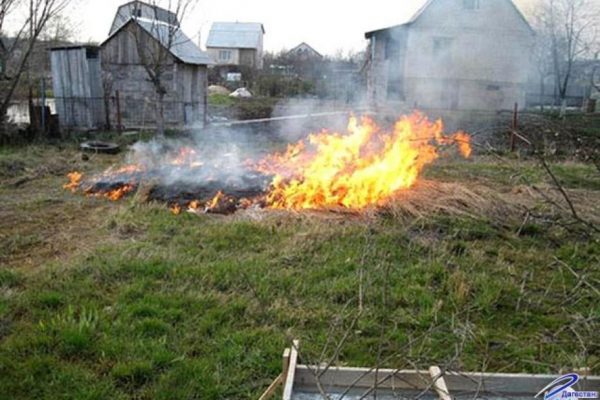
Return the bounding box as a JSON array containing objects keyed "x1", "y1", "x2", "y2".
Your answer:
[
  {"x1": 206, "y1": 22, "x2": 265, "y2": 69},
  {"x1": 364, "y1": 0, "x2": 535, "y2": 111}
]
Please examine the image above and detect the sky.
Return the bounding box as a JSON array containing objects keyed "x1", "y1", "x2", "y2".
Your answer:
[{"x1": 10, "y1": 0, "x2": 536, "y2": 55}]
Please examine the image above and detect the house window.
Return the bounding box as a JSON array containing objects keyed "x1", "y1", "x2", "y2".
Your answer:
[
  {"x1": 433, "y1": 37, "x2": 453, "y2": 56},
  {"x1": 133, "y1": 8, "x2": 142, "y2": 17},
  {"x1": 219, "y1": 50, "x2": 232, "y2": 61},
  {"x1": 384, "y1": 38, "x2": 399, "y2": 60},
  {"x1": 463, "y1": 0, "x2": 480, "y2": 10}
]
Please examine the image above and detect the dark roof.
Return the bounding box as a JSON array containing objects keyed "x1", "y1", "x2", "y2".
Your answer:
[
  {"x1": 288, "y1": 42, "x2": 323, "y2": 58},
  {"x1": 49, "y1": 44, "x2": 100, "y2": 51},
  {"x1": 365, "y1": 0, "x2": 534, "y2": 38},
  {"x1": 206, "y1": 22, "x2": 265, "y2": 49},
  {"x1": 102, "y1": 18, "x2": 213, "y2": 65}
]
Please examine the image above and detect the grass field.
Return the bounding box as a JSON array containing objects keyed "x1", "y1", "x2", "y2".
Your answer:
[{"x1": 0, "y1": 143, "x2": 599, "y2": 399}]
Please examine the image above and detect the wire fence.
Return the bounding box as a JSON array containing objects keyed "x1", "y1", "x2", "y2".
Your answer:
[{"x1": 52, "y1": 94, "x2": 207, "y2": 130}]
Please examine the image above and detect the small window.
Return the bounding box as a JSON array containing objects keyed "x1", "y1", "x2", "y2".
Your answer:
[
  {"x1": 463, "y1": 0, "x2": 480, "y2": 10},
  {"x1": 385, "y1": 38, "x2": 399, "y2": 60},
  {"x1": 487, "y1": 84, "x2": 501, "y2": 91},
  {"x1": 86, "y1": 47, "x2": 99, "y2": 59},
  {"x1": 219, "y1": 50, "x2": 232, "y2": 61},
  {"x1": 433, "y1": 37, "x2": 453, "y2": 55},
  {"x1": 133, "y1": 8, "x2": 142, "y2": 17}
]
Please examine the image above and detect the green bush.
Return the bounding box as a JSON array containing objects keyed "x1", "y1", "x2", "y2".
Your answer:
[
  {"x1": 208, "y1": 94, "x2": 236, "y2": 107},
  {"x1": 254, "y1": 75, "x2": 315, "y2": 98},
  {"x1": 236, "y1": 97, "x2": 278, "y2": 120}
]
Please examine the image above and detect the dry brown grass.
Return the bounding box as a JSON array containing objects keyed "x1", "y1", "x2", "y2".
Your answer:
[{"x1": 233, "y1": 179, "x2": 600, "y2": 231}]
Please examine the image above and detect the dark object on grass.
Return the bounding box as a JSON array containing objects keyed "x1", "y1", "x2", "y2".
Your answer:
[
  {"x1": 81, "y1": 154, "x2": 89, "y2": 161},
  {"x1": 80, "y1": 141, "x2": 120, "y2": 154}
]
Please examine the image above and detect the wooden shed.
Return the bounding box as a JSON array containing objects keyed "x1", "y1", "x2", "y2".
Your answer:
[
  {"x1": 101, "y1": 4, "x2": 213, "y2": 129},
  {"x1": 50, "y1": 45, "x2": 105, "y2": 129}
]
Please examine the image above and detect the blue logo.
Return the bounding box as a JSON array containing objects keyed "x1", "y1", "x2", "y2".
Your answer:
[{"x1": 535, "y1": 374, "x2": 599, "y2": 400}]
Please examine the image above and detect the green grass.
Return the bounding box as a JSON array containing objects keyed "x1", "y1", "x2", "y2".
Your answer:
[
  {"x1": 208, "y1": 93, "x2": 237, "y2": 107},
  {"x1": 0, "y1": 145, "x2": 599, "y2": 399},
  {"x1": 426, "y1": 157, "x2": 600, "y2": 190}
]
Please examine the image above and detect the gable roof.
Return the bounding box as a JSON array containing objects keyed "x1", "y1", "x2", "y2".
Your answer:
[
  {"x1": 109, "y1": 1, "x2": 179, "y2": 37},
  {"x1": 102, "y1": 18, "x2": 213, "y2": 65},
  {"x1": 288, "y1": 42, "x2": 322, "y2": 58},
  {"x1": 206, "y1": 22, "x2": 265, "y2": 49},
  {"x1": 365, "y1": 0, "x2": 533, "y2": 38}
]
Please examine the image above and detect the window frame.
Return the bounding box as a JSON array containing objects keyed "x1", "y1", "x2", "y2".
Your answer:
[{"x1": 218, "y1": 50, "x2": 232, "y2": 61}]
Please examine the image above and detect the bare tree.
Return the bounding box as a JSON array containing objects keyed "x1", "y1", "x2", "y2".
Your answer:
[
  {"x1": 0, "y1": 0, "x2": 71, "y2": 132},
  {"x1": 128, "y1": 0, "x2": 195, "y2": 137},
  {"x1": 41, "y1": 13, "x2": 79, "y2": 42},
  {"x1": 534, "y1": 0, "x2": 599, "y2": 117},
  {"x1": 531, "y1": 11, "x2": 555, "y2": 112}
]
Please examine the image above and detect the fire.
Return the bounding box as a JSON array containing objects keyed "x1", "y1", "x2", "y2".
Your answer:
[
  {"x1": 103, "y1": 184, "x2": 135, "y2": 201},
  {"x1": 189, "y1": 200, "x2": 202, "y2": 210},
  {"x1": 63, "y1": 172, "x2": 83, "y2": 192},
  {"x1": 170, "y1": 147, "x2": 203, "y2": 168},
  {"x1": 259, "y1": 112, "x2": 471, "y2": 210},
  {"x1": 112, "y1": 164, "x2": 144, "y2": 174},
  {"x1": 62, "y1": 112, "x2": 472, "y2": 214},
  {"x1": 207, "y1": 191, "x2": 225, "y2": 210}
]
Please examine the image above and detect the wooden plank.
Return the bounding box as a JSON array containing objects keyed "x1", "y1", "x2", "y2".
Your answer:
[
  {"x1": 444, "y1": 371, "x2": 600, "y2": 394},
  {"x1": 292, "y1": 366, "x2": 600, "y2": 395},
  {"x1": 256, "y1": 348, "x2": 291, "y2": 400},
  {"x1": 282, "y1": 348, "x2": 291, "y2": 379},
  {"x1": 258, "y1": 373, "x2": 283, "y2": 400},
  {"x1": 282, "y1": 340, "x2": 299, "y2": 400},
  {"x1": 429, "y1": 366, "x2": 452, "y2": 400},
  {"x1": 293, "y1": 366, "x2": 431, "y2": 391}
]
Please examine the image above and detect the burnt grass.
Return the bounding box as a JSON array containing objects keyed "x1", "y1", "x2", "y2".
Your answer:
[{"x1": 0, "y1": 143, "x2": 599, "y2": 399}]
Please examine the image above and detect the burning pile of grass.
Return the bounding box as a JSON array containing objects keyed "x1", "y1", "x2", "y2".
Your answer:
[{"x1": 64, "y1": 112, "x2": 476, "y2": 215}]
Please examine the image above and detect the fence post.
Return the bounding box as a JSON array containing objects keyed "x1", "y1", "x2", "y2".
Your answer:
[
  {"x1": 40, "y1": 78, "x2": 46, "y2": 135},
  {"x1": 116, "y1": 90, "x2": 122, "y2": 134},
  {"x1": 511, "y1": 102, "x2": 518, "y2": 152}
]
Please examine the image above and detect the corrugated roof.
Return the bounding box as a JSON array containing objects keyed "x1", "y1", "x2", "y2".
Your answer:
[
  {"x1": 103, "y1": 18, "x2": 213, "y2": 65},
  {"x1": 206, "y1": 22, "x2": 264, "y2": 49}
]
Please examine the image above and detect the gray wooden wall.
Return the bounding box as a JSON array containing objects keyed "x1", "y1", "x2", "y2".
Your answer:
[
  {"x1": 101, "y1": 27, "x2": 207, "y2": 129},
  {"x1": 50, "y1": 47, "x2": 105, "y2": 129}
]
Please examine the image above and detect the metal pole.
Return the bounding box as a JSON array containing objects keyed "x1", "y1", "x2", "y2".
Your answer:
[{"x1": 511, "y1": 102, "x2": 518, "y2": 152}]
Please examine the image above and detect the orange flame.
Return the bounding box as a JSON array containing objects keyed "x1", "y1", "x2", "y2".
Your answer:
[
  {"x1": 63, "y1": 172, "x2": 83, "y2": 192},
  {"x1": 104, "y1": 184, "x2": 135, "y2": 201},
  {"x1": 259, "y1": 112, "x2": 471, "y2": 210},
  {"x1": 170, "y1": 147, "x2": 203, "y2": 168},
  {"x1": 189, "y1": 200, "x2": 202, "y2": 211},
  {"x1": 170, "y1": 204, "x2": 182, "y2": 215},
  {"x1": 207, "y1": 191, "x2": 225, "y2": 210}
]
